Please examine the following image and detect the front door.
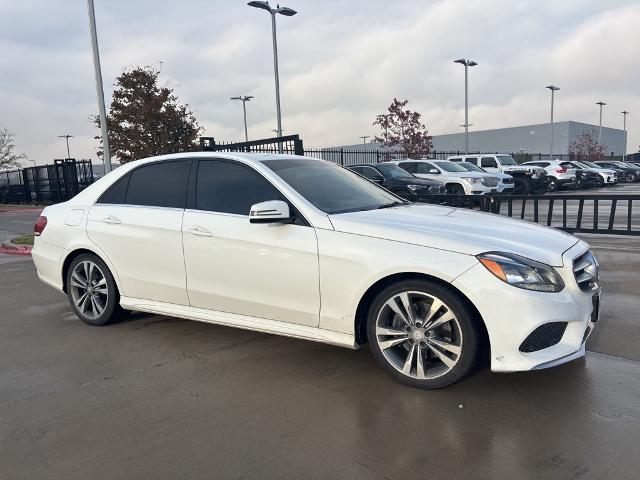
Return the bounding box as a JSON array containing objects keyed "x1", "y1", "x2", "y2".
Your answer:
[{"x1": 182, "y1": 159, "x2": 320, "y2": 327}]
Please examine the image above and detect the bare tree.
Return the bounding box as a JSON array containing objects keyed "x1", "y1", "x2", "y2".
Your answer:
[
  {"x1": 568, "y1": 128, "x2": 607, "y2": 161},
  {"x1": 0, "y1": 127, "x2": 27, "y2": 170},
  {"x1": 373, "y1": 98, "x2": 433, "y2": 158}
]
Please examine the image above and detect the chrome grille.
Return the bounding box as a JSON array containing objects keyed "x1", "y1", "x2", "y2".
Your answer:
[
  {"x1": 573, "y1": 250, "x2": 599, "y2": 292},
  {"x1": 482, "y1": 177, "x2": 499, "y2": 187}
]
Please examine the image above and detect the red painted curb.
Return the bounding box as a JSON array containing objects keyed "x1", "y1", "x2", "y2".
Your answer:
[{"x1": 0, "y1": 244, "x2": 32, "y2": 256}]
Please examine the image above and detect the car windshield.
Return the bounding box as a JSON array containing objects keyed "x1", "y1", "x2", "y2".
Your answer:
[
  {"x1": 497, "y1": 155, "x2": 517, "y2": 165},
  {"x1": 375, "y1": 163, "x2": 414, "y2": 179},
  {"x1": 433, "y1": 161, "x2": 467, "y2": 172},
  {"x1": 459, "y1": 162, "x2": 485, "y2": 172},
  {"x1": 263, "y1": 159, "x2": 403, "y2": 214},
  {"x1": 573, "y1": 161, "x2": 591, "y2": 169},
  {"x1": 582, "y1": 161, "x2": 598, "y2": 168}
]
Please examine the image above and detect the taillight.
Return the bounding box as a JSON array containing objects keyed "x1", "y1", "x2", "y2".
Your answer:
[
  {"x1": 555, "y1": 167, "x2": 567, "y2": 173},
  {"x1": 34, "y1": 216, "x2": 47, "y2": 236}
]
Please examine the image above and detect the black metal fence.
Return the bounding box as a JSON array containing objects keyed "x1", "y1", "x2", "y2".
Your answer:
[
  {"x1": 200, "y1": 135, "x2": 304, "y2": 155},
  {"x1": 0, "y1": 159, "x2": 94, "y2": 204},
  {"x1": 404, "y1": 193, "x2": 640, "y2": 236}
]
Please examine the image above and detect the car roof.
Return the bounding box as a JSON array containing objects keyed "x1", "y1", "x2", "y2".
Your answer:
[{"x1": 118, "y1": 152, "x2": 329, "y2": 169}]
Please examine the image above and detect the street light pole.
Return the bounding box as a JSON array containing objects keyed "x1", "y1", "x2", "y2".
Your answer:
[
  {"x1": 248, "y1": 1, "x2": 297, "y2": 147},
  {"x1": 230, "y1": 96, "x2": 254, "y2": 142},
  {"x1": 596, "y1": 101, "x2": 606, "y2": 144},
  {"x1": 358, "y1": 136, "x2": 369, "y2": 144},
  {"x1": 454, "y1": 59, "x2": 477, "y2": 153},
  {"x1": 87, "y1": 0, "x2": 112, "y2": 173},
  {"x1": 546, "y1": 85, "x2": 559, "y2": 160},
  {"x1": 622, "y1": 111, "x2": 629, "y2": 162},
  {"x1": 58, "y1": 134, "x2": 73, "y2": 159}
]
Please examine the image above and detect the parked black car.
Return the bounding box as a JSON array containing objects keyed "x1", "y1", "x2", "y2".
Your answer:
[
  {"x1": 348, "y1": 163, "x2": 446, "y2": 196},
  {"x1": 560, "y1": 162, "x2": 604, "y2": 188},
  {"x1": 594, "y1": 161, "x2": 640, "y2": 182}
]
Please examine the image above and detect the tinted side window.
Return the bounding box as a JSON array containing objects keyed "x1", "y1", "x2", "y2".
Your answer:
[
  {"x1": 196, "y1": 160, "x2": 282, "y2": 215},
  {"x1": 125, "y1": 161, "x2": 190, "y2": 208},
  {"x1": 416, "y1": 163, "x2": 436, "y2": 174},
  {"x1": 449, "y1": 157, "x2": 462, "y2": 162},
  {"x1": 349, "y1": 167, "x2": 363, "y2": 175},
  {"x1": 399, "y1": 163, "x2": 416, "y2": 173},
  {"x1": 481, "y1": 157, "x2": 497, "y2": 168},
  {"x1": 360, "y1": 167, "x2": 379, "y2": 180},
  {"x1": 465, "y1": 157, "x2": 478, "y2": 166},
  {"x1": 98, "y1": 173, "x2": 130, "y2": 204}
]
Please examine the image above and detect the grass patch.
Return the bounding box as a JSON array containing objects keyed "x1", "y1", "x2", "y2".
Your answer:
[{"x1": 11, "y1": 234, "x2": 34, "y2": 246}]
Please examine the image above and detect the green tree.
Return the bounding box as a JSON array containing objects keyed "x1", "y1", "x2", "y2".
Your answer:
[
  {"x1": 373, "y1": 98, "x2": 433, "y2": 158},
  {"x1": 96, "y1": 66, "x2": 202, "y2": 163}
]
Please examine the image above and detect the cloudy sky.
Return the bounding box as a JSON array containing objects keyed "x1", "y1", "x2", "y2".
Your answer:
[{"x1": 1, "y1": 0, "x2": 639, "y2": 164}]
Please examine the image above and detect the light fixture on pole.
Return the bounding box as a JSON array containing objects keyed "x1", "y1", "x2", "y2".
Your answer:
[
  {"x1": 454, "y1": 59, "x2": 477, "y2": 154},
  {"x1": 247, "y1": 1, "x2": 297, "y2": 145},
  {"x1": 358, "y1": 136, "x2": 370, "y2": 144},
  {"x1": 86, "y1": 0, "x2": 112, "y2": 173},
  {"x1": 230, "y1": 95, "x2": 254, "y2": 142},
  {"x1": 596, "y1": 101, "x2": 606, "y2": 144},
  {"x1": 545, "y1": 85, "x2": 559, "y2": 160},
  {"x1": 58, "y1": 134, "x2": 73, "y2": 159},
  {"x1": 622, "y1": 111, "x2": 629, "y2": 162}
]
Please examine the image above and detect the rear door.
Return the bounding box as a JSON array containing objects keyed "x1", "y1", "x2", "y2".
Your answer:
[
  {"x1": 480, "y1": 156, "x2": 499, "y2": 172},
  {"x1": 87, "y1": 160, "x2": 191, "y2": 305},
  {"x1": 182, "y1": 159, "x2": 320, "y2": 327}
]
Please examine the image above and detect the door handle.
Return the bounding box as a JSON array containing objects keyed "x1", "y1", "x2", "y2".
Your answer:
[
  {"x1": 188, "y1": 226, "x2": 213, "y2": 237},
  {"x1": 103, "y1": 215, "x2": 121, "y2": 224}
]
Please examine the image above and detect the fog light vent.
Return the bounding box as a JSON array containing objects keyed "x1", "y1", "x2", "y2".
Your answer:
[{"x1": 519, "y1": 322, "x2": 568, "y2": 352}]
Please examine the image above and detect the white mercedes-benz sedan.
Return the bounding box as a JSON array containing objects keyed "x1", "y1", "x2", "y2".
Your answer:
[{"x1": 32, "y1": 153, "x2": 600, "y2": 389}]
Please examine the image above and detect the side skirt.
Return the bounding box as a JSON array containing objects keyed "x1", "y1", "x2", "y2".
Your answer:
[{"x1": 119, "y1": 296, "x2": 359, "y2": 350}]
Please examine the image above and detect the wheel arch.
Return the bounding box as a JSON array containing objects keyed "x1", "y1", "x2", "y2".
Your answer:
[
  {"x1": 61, "y1": 247, "x2": 122, "y2": 294},
  {"x1": 353, "y1": 272, "x2": 490, "y2": 361}
]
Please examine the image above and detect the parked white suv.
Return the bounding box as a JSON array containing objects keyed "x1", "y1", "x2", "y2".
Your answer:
[
  {"x1": 448, "y1": 154, "x2": 548, "y2": 195},
  {"x1": 32, "y1": 153, "x2": 600, "y2": 389},
  {"x1": 522, "y1": 160, "x2": 578, "y2": 191},
  {"x1": 392, "y1": 160, "x2": 500, "y2": 195},
  {"x1": 457, "y1": 161, "x2": 514, "y2": 194}
]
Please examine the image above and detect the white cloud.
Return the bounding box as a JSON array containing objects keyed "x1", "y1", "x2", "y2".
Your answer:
[{"x1": 0, "y1": 0, "x2": 638, "y2": 164}]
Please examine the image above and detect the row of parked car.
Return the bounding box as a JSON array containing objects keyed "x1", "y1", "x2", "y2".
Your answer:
[{"x1": 347, "y1": 154, "x2": 640, "y2": 196}]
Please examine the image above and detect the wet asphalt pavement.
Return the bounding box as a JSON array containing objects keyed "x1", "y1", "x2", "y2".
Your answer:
[{"x1": 1, "y1": 207, "x2": 639, "y2": 480}]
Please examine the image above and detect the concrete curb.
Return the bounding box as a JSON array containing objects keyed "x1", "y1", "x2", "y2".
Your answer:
[{"x1": 0, "y1": 241, "x2": 32, "y2": 256}]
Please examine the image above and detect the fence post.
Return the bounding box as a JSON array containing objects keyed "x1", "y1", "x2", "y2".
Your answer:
[
  {"x1": 340, "y1": 148, "x2": 344, "y2": 166},
  {"x1": 21, "y1": 168, "x2": 30, "y2": 203}
]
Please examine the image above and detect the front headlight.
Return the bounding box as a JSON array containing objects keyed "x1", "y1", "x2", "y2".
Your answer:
[
  {"x1": 477, "y1": 252, "x2": 565, "y2": 292},
  {"x1": 461, "y1": 177, "x2": 482, "y2": 184},
  {"x1": 406, "y1": 184, "x2": 424, "y2": 191}
]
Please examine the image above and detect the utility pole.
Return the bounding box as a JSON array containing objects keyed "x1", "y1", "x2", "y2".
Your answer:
[
  {"x1": 87, "y1": 0, "x2": 112, "y2": 172},
  {"x1": 622, "y1": 111, "x2": 629, "y2": 162},
  {"x1": 454, "y1": 59, "x2": 477, "y2": 153},
  {"x1": 58, "y1": 134, "x2": 73, "y2": 159},
  {"x1": 546, "y1": 86, "x2": 559, "y2": 160},
  {"x1": 596, "y1": 101, "x2": 606, "y2": 144}
]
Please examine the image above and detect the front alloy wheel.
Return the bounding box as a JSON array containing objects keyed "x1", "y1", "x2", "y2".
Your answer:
[{"x1": 367, "y1": 280, "x2": 481, "y2": 389}]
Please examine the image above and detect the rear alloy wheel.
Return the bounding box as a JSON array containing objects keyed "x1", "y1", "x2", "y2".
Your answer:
[
  {"x1": 626, "y1": 173, "x2": 636, "y2": 183},
  {"x1": 367, "y1": 280, "x2": 481, "y2": 389},
  {"x1": 67, "y1": 253, "x2": 121, "y2": 326}
]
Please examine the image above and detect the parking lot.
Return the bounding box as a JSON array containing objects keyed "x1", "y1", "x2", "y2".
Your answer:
[{"x1": 2, "y1": 205, "x2": 640, "y2": 480}]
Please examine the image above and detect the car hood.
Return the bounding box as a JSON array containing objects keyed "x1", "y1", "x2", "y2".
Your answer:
[{"x1": 329, "y1": 203, "x2": 578, "y2": 267}]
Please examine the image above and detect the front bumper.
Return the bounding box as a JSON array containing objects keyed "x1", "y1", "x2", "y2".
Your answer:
[{"x1": 452, "y1": 241, "x2": 598, "y2": 372}]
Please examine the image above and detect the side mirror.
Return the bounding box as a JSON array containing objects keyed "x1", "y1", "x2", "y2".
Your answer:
[
  {"x1": 371, "y1": 174, "x2": 384, "y2": 183},
  {"x1": 428, "y1": 168, "x2": 439, "y2": 174},
  {"x1": 249, "y1": 200, "x2": 291, "y2": 224}
]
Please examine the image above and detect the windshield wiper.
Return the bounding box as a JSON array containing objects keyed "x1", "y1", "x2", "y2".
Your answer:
[{"x1": 377, "y1": 201, "x2": 406, "y2": 209}]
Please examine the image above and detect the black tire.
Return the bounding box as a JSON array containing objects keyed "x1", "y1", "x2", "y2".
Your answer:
[
  {"x1": 626, "y1": 173, "x2": 636, "y2": 183},
  {"x1": 447, "y1": 184, "x2": 465, "y2": 195},
  {"x1": 513, "y1": 177, "x2": 531, "y2": 195},
  {"x1": 366, "y1": 279, "x2": 482, "y2": 389},
  {"x1": 66, "y1": 253, "x2": 122, "y2": 326},
  {"x1": 546, "y1": 178, "x2": 558, "y2": 192}
]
